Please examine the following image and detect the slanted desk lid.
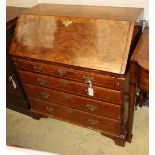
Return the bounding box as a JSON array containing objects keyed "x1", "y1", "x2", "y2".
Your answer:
[{"x1": 10, "y1": 4, "x2": 143, "y2": 74}]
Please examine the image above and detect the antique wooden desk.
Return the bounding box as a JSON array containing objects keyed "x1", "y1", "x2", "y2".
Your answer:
[
  {"x1": 9, "y1": 4, "x2": 143, "y2": 146},
  {"x1": 128, "y1": 28, "x2": 149, "y2": 141},
  {"x1": 6, "y1": 6, "x2": 40, "y2": 118}
]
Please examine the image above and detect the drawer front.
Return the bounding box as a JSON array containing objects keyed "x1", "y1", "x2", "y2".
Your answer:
[
  {"x1": 30, "y1": 97, "x2": 121, "y2": 135},
  {"x1": 16, "y1": 59, "x2": 120, "y2": 89},
  {"x1": 19, "y1": 70, "x2": 122, "y2": 104},
  {"x1": 24, "y1": 83, "x2": 122, "y2": 120}
]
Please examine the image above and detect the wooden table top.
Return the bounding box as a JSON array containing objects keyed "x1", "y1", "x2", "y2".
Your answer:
[{"x1": 131, "y1": 28, "x2": 149, "y2": 70}]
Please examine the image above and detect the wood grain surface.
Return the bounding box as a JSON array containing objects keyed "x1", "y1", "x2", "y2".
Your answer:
[
  {"x1": 16, "y1": 59, "x2": 126, "y2": 90},
  {"x1": 30, "y1": 97, "x2": 121, "y2": 135},
  {"x1": 23, "y1": 83, "x2": 122, "y2": 120},
  {"x1": 131, "y1": 28, "x2": 149, "y2": 70},
  {"x1": 19, "y1": 70, "x2": 122, "y2": 104},
  {"x1": 10, "y1": 15, "x2": 135, "y2": 74},
  {"x1": 23, "y1": 4, "x2": 143, "y2": 21},
  {"x1": 8, "y1": 4, "x2": 144, "y2": 146}
]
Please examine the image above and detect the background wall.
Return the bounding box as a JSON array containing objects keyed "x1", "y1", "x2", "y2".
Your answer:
[
  {"x1": 7, "y1": 0, "x2": 38, "y2": 7},
  {"x1": 6, "y1": 0, "x2": 149, "y2": 20}
]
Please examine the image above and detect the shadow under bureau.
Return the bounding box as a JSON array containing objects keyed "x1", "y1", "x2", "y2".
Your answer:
[{"x1": 9, "y1": 4, "x2": 143, "y2": 146}]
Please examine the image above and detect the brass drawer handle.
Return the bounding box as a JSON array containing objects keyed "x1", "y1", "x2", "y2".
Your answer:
[
  {"x1": 57, "y1": 69, "x2": 65, "y2": 76},
  {"x1": 41, "y1": 92, "x2": 50, "y2": 99},
  {"x1": 62, "y1": 19, "x2": 72, "y2": 27},
  {"x1": 83, "y1": 75, "x2": 94, "y2": 83},
  {"x1": 34, "y1": 66, "x2": 43, "y2": 73},
  {"x1": 60, "y1": 80, "x2": 69, "y2": 88},
  {"x1": 37, "y1": 78, "x2": 47, "y2": 86},
  {"x1": 46, "y1": 107, "x2": 54, "y2": 112},
  {"x1": 86, "y1": 104, "x2": 96, "y2": 111},
  {"x1": 88, "y1": 119, "x2": 98, "y2": 125}
]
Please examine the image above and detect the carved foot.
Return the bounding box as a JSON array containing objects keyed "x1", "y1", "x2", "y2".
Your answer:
[
  {"x1": 32, "y1": 116, "x2": 41, "y2": 120},
  {"x1": 31, "y1": 113, "x2": 46, "y2": 120},
  {"x1": 100, "y1": 132, "x2": 126, "y2": 147},
  {"x1": 114, "y1": 138, "x2": 126, "y2": 147},
  {"x1": 31, "y1": 114, "x2": 41, "y2": 120},
  {"x1": 126, "y1": 134, "x2": 133, "y2": 143}
]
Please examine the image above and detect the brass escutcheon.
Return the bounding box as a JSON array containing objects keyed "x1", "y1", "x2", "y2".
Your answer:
[
  {"x1": 41, "y1": 92, "x2": 50, "y2": 99},
  {"x1": 37, "y1": 78, "x2": 47, "y2": 86},
  {"x1": 60, "y1": 80, "x2": 69, "y2": 88},
  {"x1": 46, "y1": 107, "x2": 54, "y2": 112},
  {"x1": 34, "y1": 66, "x2": 43, "y2": 73},
  {"x1": 83, "y1": 75, "x2": 94, "y2": 83},
  {"x1": 62, "y1": 19, "x2": 72, "y2": 27},
  {"x1": 86, "y1": 104, "x2": 96, "y2": 111},
  {"x1": 88, "y1": 119, "x2": 98, "y2": 125},
  {"x1": 57, "y1": 69, "x2": 65, "y2": 76}
]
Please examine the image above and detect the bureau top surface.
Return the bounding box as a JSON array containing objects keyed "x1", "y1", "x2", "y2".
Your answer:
[
  {"x1": 6, "y1": 6, "x2": 28, "y2": 23},
  {"x1": 10, "y1": 4, "x2": 143, "y2": 74},
  {"x1": 23, "y1": 4, "x2": 143, "y2": 21}
]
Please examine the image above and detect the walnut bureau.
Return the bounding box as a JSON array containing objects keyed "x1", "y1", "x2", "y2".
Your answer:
[{"x1": 9, "y1": 4, "x2": 143, "y2": 146}]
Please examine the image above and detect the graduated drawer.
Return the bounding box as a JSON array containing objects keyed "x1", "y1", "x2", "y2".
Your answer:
[
  {"x1": 23, "y1": 83, "x2": 121, "y2": 120},
  {"x1": 30, "y1": 97, "x2": 121, "y2": 135},
  {"x1": 15, "y1": 59, "x2": 124, "y2": 90},
  {"x1": 19, "y1": 70, "x2": 122, "y2": 104}
]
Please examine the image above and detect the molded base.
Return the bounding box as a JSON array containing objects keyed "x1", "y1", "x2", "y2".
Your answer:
[
  {"x1": 126, "y1": 134, "x2": 133, "y2": 143},
  {"x1": 100, "y1": 132, "x2": 127, "y2": 147}
]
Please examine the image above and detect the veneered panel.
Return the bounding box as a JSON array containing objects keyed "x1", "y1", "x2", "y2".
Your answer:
[{"x1": 10, "y1": 15, "x2": 134, "y2": 74}]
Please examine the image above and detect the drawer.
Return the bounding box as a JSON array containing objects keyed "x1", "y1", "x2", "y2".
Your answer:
[
  {"x1": 16, "y1": 59, "x2": 124, "y2": 90},
  {"x1": 24, "y1": 83, "x2": 122, "y2": 120},
  {"x1": 19, "y1": 70, "x2": 122, "y2": 104},
  {"x1": 30, "y1": 97, "x2": 121, "y2": 135}
]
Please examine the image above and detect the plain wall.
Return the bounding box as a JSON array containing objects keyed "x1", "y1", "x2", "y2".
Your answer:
[
  {"x1": 6, "y1": 0, "x2": 38, "y2": 7},
  {"x1": 6, "y1": 0, "x2": 149, "y2": 20}
]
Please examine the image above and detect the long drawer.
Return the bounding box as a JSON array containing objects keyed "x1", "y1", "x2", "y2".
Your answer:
[
  {"x1": 23, "y1": 83, "x2": 122, "y2": 120},
  {"x1": 19, "y1": 70, "x2": 122, "y2": 104},
  {"x1": 16, "y1": 59, "x2": 124, "y2": 90},
  {"x1": 30, "y1": 97, "x2": 121, "y2": 135}
]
